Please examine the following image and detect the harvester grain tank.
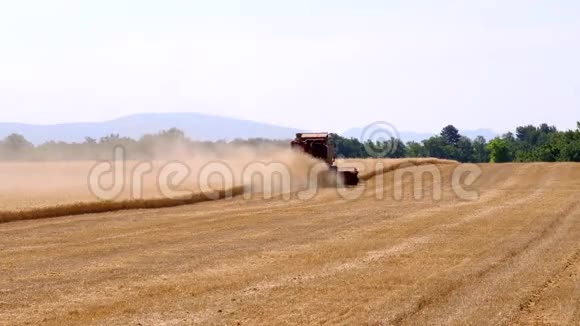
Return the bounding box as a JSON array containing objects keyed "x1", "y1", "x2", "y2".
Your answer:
[{"x1": 291, "y1": 132, "x2": 359, "y2": 186}]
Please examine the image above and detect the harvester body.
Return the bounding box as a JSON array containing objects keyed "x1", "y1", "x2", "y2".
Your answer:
[{"x1": 291, "y1": 132, "x2": 359, "y2": 186}]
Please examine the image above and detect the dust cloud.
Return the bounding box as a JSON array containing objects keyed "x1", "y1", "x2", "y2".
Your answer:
[
  {"x1": 161, "y1": 145, "x2": 337, "y2": 197},
  {"x1": 0, "y1": 145, "x2": 335, "y2": 211}
]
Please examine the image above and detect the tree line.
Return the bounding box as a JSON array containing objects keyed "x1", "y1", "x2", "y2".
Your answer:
[
  {"x1": 0, "y1": 128, "x2": 288, "y2": 161},
  {"x1": 331, "y1": 122, "x2": 580, "y2": 163},
  {"x1": 1, "y1": 123, "x2": 579, "y2": 162}
]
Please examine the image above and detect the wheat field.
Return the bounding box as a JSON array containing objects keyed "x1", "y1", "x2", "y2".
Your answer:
[{"x1": 0, "y1": 160, "x2": 579, "y2": 325}]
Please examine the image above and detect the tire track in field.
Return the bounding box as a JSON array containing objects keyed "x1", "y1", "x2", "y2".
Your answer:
[
  {"x1": 454, "y1": 201, "x2": 579, "y2": 325},
  {"x1": 395, "y1": 164, "x2": 580, "y2": 325},
  {"x1": 511, "y1": 248, "x2": 580, "y2": 324},
  {"x1": 392, "y1": 197, "x2": 579, "y2": 325},
  {"x1": 520, "y1": 247, "x2": 580, "y2": 312}
]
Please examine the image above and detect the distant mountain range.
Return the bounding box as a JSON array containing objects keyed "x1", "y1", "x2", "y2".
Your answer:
[
  {"x1": 0, "y1": 112, "x2": 498, "y2": 144},
  {"x1": 0, "y1": 113, "x2": 301, "y2": 145}
]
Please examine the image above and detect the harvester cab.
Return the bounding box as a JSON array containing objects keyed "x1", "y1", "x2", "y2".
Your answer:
[{"x1": 291, "y1": 133, "x2": 359, "y2": 186}]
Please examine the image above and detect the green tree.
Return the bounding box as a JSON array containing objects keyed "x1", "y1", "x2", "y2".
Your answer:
[
  {"x1": 551, "y1": 129, "x2": 580, "y2": 162},
  {"x1": 405, "y1": 141, "x2": 426, "y2": 157},
  {"x1": 456, "y1": 136, "x2": 474, "y2": 162},
  {"x1": 487, "y1": 138, "x2": 511, "y2": 163},
  {"x1": 84, "y1": 137, "x2": 97, "y2": 145},
  {"x1": 516, "y1": 124, "x2": 557, "y2": 148},
  {"x1": 0, "y1": 134, "x2": 34, "y2": 160},
  {"x1": 2, "y1": 133, "x2": 33, "y2": 152},
  {"x1": 158, "y1": 128, "x2": 187, "y2": 140},
  {"x1": 472, "y1": 136, "x2": 489, "y2": 163},
  {"x1": 99, "y1": 134, "x2": 120, "y2": 144},
  {"x1": 385, "y1": 138, "x2": 407, "y2": 158},
  {"x1": 364, "y1": 138, "x2": 406, "y2": 158},
  {"x1": 441, "y1": 125, "x2": 461, "y2": 146},
  {"x1": 423, "y1": 136, "x2": 455, "y2": 159},
  {"x1": 330, "y1": 134, "x2": 366, "y2": 158}
]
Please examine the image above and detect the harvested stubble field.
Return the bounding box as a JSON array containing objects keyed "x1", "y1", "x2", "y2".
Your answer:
[{"x1": 0, "y1": 159, "x2": 579, "y2": 325}]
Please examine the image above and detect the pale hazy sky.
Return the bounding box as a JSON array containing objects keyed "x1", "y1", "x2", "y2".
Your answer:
[{"x1": 0, "y1": 0, "x2": 578, "y2": 133}]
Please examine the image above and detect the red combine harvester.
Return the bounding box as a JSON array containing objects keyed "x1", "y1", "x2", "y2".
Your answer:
[{"x1": 291, "y1": 132, "x2": 359, "y2": 186}]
